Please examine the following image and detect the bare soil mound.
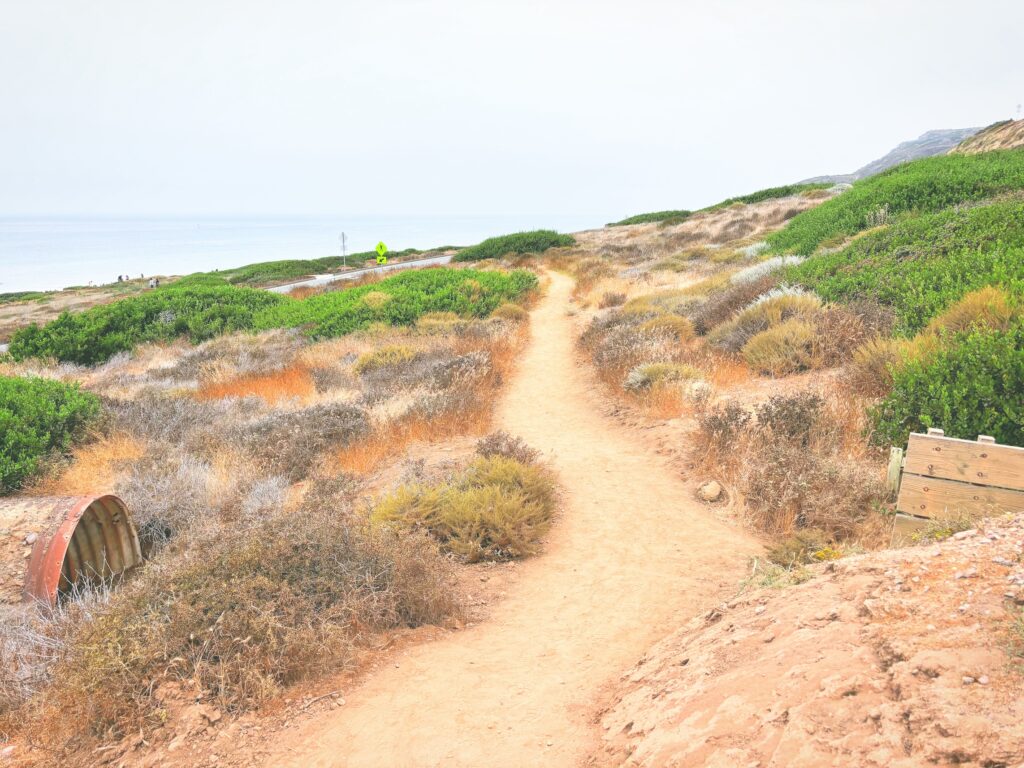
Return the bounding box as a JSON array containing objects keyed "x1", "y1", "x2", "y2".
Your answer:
[{"x1": 597, "y1": 515, "x2": 1024, "y2": 768}]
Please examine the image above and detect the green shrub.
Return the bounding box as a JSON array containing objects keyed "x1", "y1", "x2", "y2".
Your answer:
[
  {"x1": 10, "y1": 269, "x2": 537, "y2": 364},
  {"x1": 871, "y1": 321, "x2": 1024, "y2": 447},
  {"x1": 372, "y1": 456, "x2": 556, "y2": 562},
  {"x1": 452, "y1": 230, "x2": 575, "y2": 262},
  {"x1": 200, "y1": 249, "x2": 425, "y2": 285},
  {"x1": 9, "y1": 283, "x2": 284, "y2": 365},
  {"x1": 0, "y1": 376, "x2": 101, "y2": 493},
  {"x1": 786, "y1": 198, "x2": 1024, "y2": 333},
  {"x1": 255, "y1": 268, "x2": 537, "y2": 339},
  {"x1": 607, "y1": 210, "x2": 692, "y2": 227},
  {"x1": 768, "y1": 149, "x2": 1024, "y2": 255}
]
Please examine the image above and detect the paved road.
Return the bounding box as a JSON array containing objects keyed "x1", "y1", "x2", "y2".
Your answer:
[{"x1": 268, "y1": 253, "x2": 453, "y2": 294}]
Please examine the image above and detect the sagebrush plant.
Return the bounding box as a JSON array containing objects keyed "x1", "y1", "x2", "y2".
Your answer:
[
  {"x1": 809, "y1": 304, "x2": 871, "y2": 369},
  {"x1": 490, "y1": 302, "x2": 528, "y2": 322},
  {"x1": 475, "y1": 431, "x2": 541, "y2": 464},
  {"x1": 708, "y1": 287, "x2": 822, "y2": 353},
  {"x1": 729, "y1": 255, "x2": 805, "y2": 285},
  {"x1": 372, "y1": 455, "x2": 556, "y2": 562},
  {"x1": 599, "y1": 291, "x2": 627, "y2": 308},
  {"x1": 0, "y1": 375, "x2": 100, "y2": 493},
  {"x1": 622, "y1": 363, "x2": 700, "y2": 392},
  {"x1": 688, "y1": 274, "x2": 780, "y2": 336}
]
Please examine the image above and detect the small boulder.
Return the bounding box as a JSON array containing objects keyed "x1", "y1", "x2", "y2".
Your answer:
[{"x1": 698, "y1": 481, "x2": 723, "y2": 503}]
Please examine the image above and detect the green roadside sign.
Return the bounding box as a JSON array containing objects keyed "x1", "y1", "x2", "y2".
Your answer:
[{"x1": 376, "y1": 241, "x2": 388, "y2": 264}]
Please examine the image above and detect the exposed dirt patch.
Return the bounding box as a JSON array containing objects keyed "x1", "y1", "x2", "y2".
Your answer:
[{"x1": 595, "y1": 516, "x2": 1024, "y2": 767}]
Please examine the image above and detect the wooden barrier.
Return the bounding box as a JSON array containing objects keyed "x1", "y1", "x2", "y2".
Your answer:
[{"x1": 891, "y1": 428, "x2": 1024, "y2": 544}]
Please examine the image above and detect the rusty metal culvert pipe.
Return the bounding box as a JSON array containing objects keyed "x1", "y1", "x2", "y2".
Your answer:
[{"x1": 0, "y1": 495, "x2": 142, "y2": 606}]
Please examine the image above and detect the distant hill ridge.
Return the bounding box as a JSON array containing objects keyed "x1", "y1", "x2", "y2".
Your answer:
[
  {"x1": 951, "y1": 118, "x2": 1024, "y2": 154},
  {"x1": 801, "y1": 126, "x2": 981, "y2": 184}
]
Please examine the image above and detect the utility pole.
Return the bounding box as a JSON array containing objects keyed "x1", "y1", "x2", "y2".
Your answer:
[{"x1": 340, "y1": 232, "x2": 347, "y2": 268}]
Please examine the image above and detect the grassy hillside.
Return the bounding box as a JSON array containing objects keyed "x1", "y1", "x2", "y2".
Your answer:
[
  {"x1": 767, "y1": 150, "x2": 1024, "y2": 255},
  {"x1": 8, "y1": 268, "x2": 536, "y2": 364},
  {"x1": 608, "y1": 210, "x2": 692, "y2": 227},
  {"x1": 787, "y1": 197, "x2": 1024, "y2": 333},
  {"x1": 700, "y1": 183, "x2": 831, "y2": 212},
  {"x1": 608, "y1": 183, "x2": 830, "y2": 228}
]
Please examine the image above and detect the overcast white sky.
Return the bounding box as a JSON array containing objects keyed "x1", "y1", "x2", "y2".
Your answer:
[{"x1": 1, "y1": 0, "x2": 1021, "y2": 218}]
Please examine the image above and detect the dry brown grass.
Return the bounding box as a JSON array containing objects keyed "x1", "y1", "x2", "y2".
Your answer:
[
  {"x1": 286, "y1": 284, "x2": 322, "y2": 299},
  {"x1": 195, "y1": 363, "x2": 316, "y2": 404},
  {"x1": 926, "y1": 285, "x2": 1019, "y2": 335},
  {"x1": 372, "y1": 454, "x2": 556, "y2": 562},
  {"x1": 693, "y1": 392, "x2": 888, "y2": 543},
  {"x1": 29, "y1": 435, "x2": 146, "y2": 496},
  {"x1": 8, "y1": 507, "x2": 459, "y2": 758}
]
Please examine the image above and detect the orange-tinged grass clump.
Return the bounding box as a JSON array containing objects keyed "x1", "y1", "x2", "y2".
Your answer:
[
  {"x1": 286, "y1": 285, "x2": 321, "y2": 299},
  {"x1": 337, "y1": 326, "x2": 523, "y2": 475},
  {"x1": 30, "y1": 435, "x2": 146, "y2": 496},
  {"x1": 337, "y1": 411, "x2": 491, "y2": 475},
  {"x1": 196, "y1": 363, "x2": 316, "y2": 405}
]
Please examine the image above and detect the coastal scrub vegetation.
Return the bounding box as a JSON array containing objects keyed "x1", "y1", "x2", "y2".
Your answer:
[
  {"x1": 452, "y1": 230, "x2": 575, "y2": 262},
  {"x1": 606, "y1": 183, "x2": 830, "y2": 228},
  {"x1": 700, "y1": 182, "x2": 832, "y2": 212},
  {"x1": 8, "y1": 267, "x2": 536, "y2": 364},
  {"x1": 608, "y1": 210, "x2": 692, "y2": 227},
  {"x1": 786, "y1": 197, "x2": 1024, "y2": 334},
  {"x1": 0, "y1": 297, "x2": 542, "y2": 751},
  {"x1": 572, "y1": 145, "x2": 1024, "y2": 562},
  {"x1": 0, "y1": 375, "x2": 100, "y2": 493},
  {"x1": 766, "y1": 149, "x2": 1024, "y2": 255},
  {"x1": 209, "y1": 248, "x2": 426, "y2": 285},
  {"x1": 373, "y1": 453, "x2": 557, "y2": 562}
]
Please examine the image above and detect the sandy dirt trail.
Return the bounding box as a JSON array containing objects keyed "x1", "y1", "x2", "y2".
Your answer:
[{"x1": 266, "y1": 271, "x2": 761, "y2": 768}]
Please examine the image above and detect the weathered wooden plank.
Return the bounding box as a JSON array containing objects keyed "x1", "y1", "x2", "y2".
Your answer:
[
  {"x1": 897, "y1": 473, "x2": 1024, "y2": 518},
  {"x1": 903, "y1": 433, "x2": 1024, "y2": 492},
  {"x1": 886, "y1": 447, "x2": 904, "y2": 496}
]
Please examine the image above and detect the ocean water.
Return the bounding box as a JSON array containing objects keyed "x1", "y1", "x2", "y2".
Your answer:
[{"x1": 0, "y1": 214, "x2": 607, "y2": 293}]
